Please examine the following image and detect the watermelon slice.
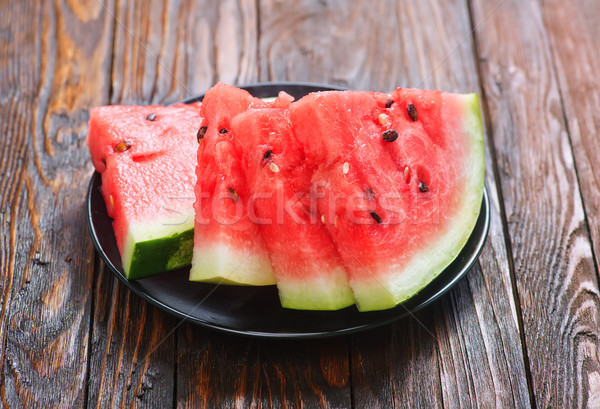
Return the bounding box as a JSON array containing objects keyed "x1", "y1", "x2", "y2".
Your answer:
[
  {"x1": 195, "y1": 83, "x2": 483, "y2": 312},
  {"x1": 190, "y1": 84, "x2": 276, "y2": 285},
  {"x1": 289, "y1": 89, "x2": 484, "y2": 311},
  {"x1": 87, "y1": 103, "x2": 201, "y2": 279},
  {"x1": 232, "y1": 106, "x2": 355, "y2": 310}
]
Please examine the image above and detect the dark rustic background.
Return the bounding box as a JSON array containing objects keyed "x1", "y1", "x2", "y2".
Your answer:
[{"x1": 1, "y1": 0, "x2": 599, "y2": 407}]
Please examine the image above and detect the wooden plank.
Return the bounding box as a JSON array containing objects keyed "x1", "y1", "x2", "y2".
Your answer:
[
  {"x1": 351, "y1": 314, "x2": 443, "y2": 408},
  {"x1": 83, "y1": 0, "x2": 206, "y2": 407},
  {"x1": 256, "y1": 0, "x2": 530, "y2": 406},
  {"x1": 177, "y1": 324, "x2": 351, "y2": 408},
  {"x1": 167, "y1": 1, "x2": 342, "y2": 408},
  {"x1": 0, "y1": 0, "x2": 113, "y2": 407},
  {"x1": 86, "y1": 262, "x2": 176, "y2": 408},
  {"x1": 258, "y1": 0, "x2": 414, "y2": 90},
  {"x1": 109, "y1": 0, "x2": 260, "y2": 105},
  {"x1": 542, "y1": 0, "x2": 600, "y2": 292},
  {"x1": 470, "y1": 0, "x2": 600, "y2": 406},
  {"x1": 258, "y1": 0, "x2": 483, "y2": 91},
  {"x1": 352, "y1": 263, "x2": 531, "y2": 408}
]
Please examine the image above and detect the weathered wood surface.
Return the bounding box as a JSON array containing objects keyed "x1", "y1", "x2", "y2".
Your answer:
[
  {"x1": 543, "y1": 0, "x2": 600, "y2": 285},
  {"x1": 0, "y1": 0, "x2": 112, "y2": 407},
  {"x1": 257, "y1": 0, "x2": 529, "y2": 407},
  {"x1": 177, "y1": 326, "x2": 352, "y2": 408},
  {"x1": 471, "y1": 0, "x2": 600, "y2": 407},
  {"x1": 1, "y1": 0, "x2": 599, "y2": 407},
  {"x1": 85, "y1": 1, "x2": 189, "y2": 407}
]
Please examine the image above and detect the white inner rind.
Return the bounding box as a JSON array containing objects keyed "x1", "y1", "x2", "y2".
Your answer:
[
  {"x1": 190, "y1": 244, "x2": 276, "y2": 286},
  {"x1": 277, "y1": 266, "x2": 355, "y2": 310}
]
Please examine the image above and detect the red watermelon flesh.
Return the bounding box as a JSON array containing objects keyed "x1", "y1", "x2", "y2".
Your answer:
[
  {"x1": 190, "y1": 83, "x2": 276, "y2": 285},
  {"x1": 232, "y1": 107, "x2": 354, "y2": 310},
  {"x1": 191, "y1": 83, "x2": 483, "y2": 311},
  {"x1": 87, "y1": 103, "x2": 201, "y2": 279},
  {"x1": 290, "y1": 89, "x2": 484, "y2": 311}
]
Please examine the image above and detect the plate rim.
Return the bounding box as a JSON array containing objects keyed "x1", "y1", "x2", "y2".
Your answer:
[
  {"x1": 86, "y1": 81, "x2": 491, "y2": 339},
  {"x1": 178, "y1": 81, "x2": 351, "y2": 105}
]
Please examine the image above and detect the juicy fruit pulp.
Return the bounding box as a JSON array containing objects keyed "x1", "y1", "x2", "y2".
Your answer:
[
  {"x1": 195, "y1": 84, "x2": 484, "y2": 311},
  {"x1": 290, "y1": 90, "x2": 484, "y2": 310},
  {"x1": 233, "y1": 107, "x2": 354, "y2": 310},
  {"x1": 88, "y1": 103, "x2": 201, "y2": 279},
  {"x1": 190, "y1": 84, "x2": 276, "y2": 285}
]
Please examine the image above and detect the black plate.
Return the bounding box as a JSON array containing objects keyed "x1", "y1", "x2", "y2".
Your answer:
[{"x1": 86, "y1": 82, "x2": 491, "y2": 339}]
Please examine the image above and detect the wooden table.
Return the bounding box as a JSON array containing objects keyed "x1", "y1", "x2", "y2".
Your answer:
[{"x1": 1, "y1": 0, "x2": 599, "y2": 407}]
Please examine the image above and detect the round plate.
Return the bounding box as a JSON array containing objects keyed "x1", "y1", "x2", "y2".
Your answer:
[{"x1": 86, "y1": 82, "x2": 491, "y2": 339}]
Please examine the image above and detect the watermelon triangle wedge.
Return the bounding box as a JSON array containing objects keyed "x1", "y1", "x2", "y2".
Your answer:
[
  {"x1": 189, "y1": 84, "x2": 276, "y2": 285},
  {"x1": 87, "y1": 103, "x2": 202, "y2": 279},
  {"x1": 289, "y1": 89, "x2": 485, "y2": 311},
  {"x1": 193, "y1": 84, "x2": 484, "y2": 312},
  {"x1": 232, "y1": 106, "x2": 355, "y2": 310}
]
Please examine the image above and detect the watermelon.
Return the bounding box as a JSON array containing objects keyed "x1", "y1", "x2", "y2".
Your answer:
[
  {"x1": 190, "y1": 84, "x2": 276, "y2": 285},
  {"x1": 196, "y1": 83, "x2": 484, "y2": 311},
  {"x1": 87, "y1": 103, "x2": 201, "y2": 279},
  {"x1": 289, "y1": 89, "x2": 484, "y2": 311},
  {"x1": 233, "y1": 105, "x2": 354, "y2": 310}
]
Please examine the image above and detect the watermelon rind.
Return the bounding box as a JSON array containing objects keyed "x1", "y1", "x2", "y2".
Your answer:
[
  {"x1": 351, "y1": 93, "x2": 485, "y2": 311},
  {"x1": 189, "y1": 84, "x2": 277, "y2": 287},
  {"x1": 277, "y1": 267, "x2": 355, "y2": 310},
  {"x1": 122, "y1": 213, "x2": 195, "y2": 280},
  {"x1": 87, "y1": 103, "x2": 201, "y2": 281},
  {"x1": 189, "y1": 245, "x2": 276, "y2": 286}
]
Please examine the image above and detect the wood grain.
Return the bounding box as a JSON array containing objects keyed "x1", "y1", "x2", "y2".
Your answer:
[
  {"x1": 542, "y1": 0, "x2": 600, "y2": 303},
  {"x1": 351, "y1": 313, "x2": 444, "y2": 409},
  {"x1": 83, "y1": 0, "x2": 201, "y2": 407},
  {"x1": 0, "y1": 0, "x2": 113, "y2": 407},
  {"x1": 258, "y1": 0, "x2": 481, "y2": 91},
  {"x1": 109, "y1": 0, "x2": 259, "y2": 106},
  {"x1": 177, "y1": 324, "x2": 351, "y2": 408},
  {"x1": 86, "y1": 263, "x2": 175, "y2": 409},
  {"x1": 5, "y1": 0, "x2": 600, "y2": 406},
  {"x1": 169, "y1": 2, "x2": 350, "y2": 408},
  {"x1": 470, "y1": 0, "x2": 600, "y2": 406},
  {"x1": 259, "y1": 0, "x2": 531, "y2": 407}
]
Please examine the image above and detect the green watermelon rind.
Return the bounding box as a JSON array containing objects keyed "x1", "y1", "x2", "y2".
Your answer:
[
  {"x1": 351, "y1": 93, "x2": 485, "y2": 312},
  {"x1": 122, "y1": 214, "x2": 195, "y2": 280}
]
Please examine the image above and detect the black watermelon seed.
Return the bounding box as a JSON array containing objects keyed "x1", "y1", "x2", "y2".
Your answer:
[
  {"x1": 385, "y1": 99, "x2": 394, "y2": 108},
  {"x1": 197, "y1": 126, "x2": 207, "y2": 142},
  {"x1": 382, "y1": 129, "x2": 399, "y2": 142},
  {"x1": 146, "y1": 113, "x2": 156, "y2": 121},
  {"x1": 219, "y1": 128, "x2": 228, "y2": 134},
  {"x1": 370, "y1": 211, "x2": 383, "y2": 224},
  {"x1": 303, "y1": 205, "x2": 316, "y2": 218},
  {"x1": 407, "y1": 104, "x2": 418, "y2": 122},
  {"x1": 419, "y1": 181, "x2": 429, "y2": 192},
  {"x1": 113, "y1": 141, "x2": 132, "y2": 152},
  {"x1": 228, "y1": 187, "x2": 239, "y2": 201},
  {"x1": 263, "y1": 149, "x2": 273, "y2": 161}
]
